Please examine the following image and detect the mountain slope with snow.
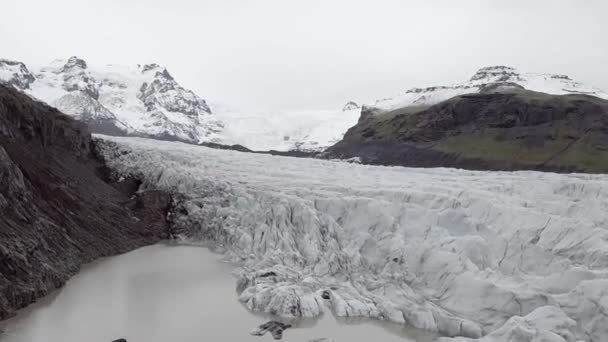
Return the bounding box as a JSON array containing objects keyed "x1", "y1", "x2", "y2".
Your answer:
[
  {"x1": 0, "y1": 57, "x2": 223, "y2": 143},
  {"x1": 96, "y1": 135, "x2": 608, "y2": 342},
  {"x1": 0, "y1": 57, "x2": 358, "y2": 151},
  {"x1": 369, "y1": 66, "x2": 608, "y2": 113}
]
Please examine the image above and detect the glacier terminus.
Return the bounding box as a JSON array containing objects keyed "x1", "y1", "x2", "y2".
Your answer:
[{"x1": 94, "y1": 135, "x2": 608, "y2": 342}]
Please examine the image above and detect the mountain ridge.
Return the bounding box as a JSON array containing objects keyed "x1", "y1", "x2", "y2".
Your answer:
[
  {"x1": 2, "y1": 59, "x2": 607, "y2": 155},
  {"x1": 367, "y1": 65, "x2": 608, "y2": 114}
]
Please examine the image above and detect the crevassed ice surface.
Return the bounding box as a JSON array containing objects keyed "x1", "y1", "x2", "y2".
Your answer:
[{"x1": 96, "y1": 135, "x2": 608, "y2": 342}]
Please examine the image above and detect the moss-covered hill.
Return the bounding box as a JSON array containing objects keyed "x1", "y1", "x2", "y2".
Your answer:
[{"x1": 326, "y1": 89, "x2": 608, "y2": 173}]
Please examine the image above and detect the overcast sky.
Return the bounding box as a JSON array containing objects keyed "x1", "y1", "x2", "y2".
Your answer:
[{"x1": 1, "y1": 0, "x2": 606, "y2": 110}]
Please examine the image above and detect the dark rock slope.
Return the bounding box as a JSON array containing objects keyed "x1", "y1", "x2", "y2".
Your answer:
[
  {"x1": 326, "y1": 88, "x2": 608, "y2": 173},
  {"x1": 0, "y1": 84, "x2": 171, "y2": 320}
]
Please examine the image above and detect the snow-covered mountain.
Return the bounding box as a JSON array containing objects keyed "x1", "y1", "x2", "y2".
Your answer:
[
  {"x1": 2, "y1": 59, "x2": 606, "y2": 152},
  {"x1": 97, "y1": 134, "x2": 608, "y2": 342},
  {"x1": 0, "y1": 57, "x2": 223, "y2": 142},
  {"x1": 369, "y1": 66, "x2": 608, "y2": 113},
  {"x1": 0, "y1": 56, "x2": 360, "y2": 152}
]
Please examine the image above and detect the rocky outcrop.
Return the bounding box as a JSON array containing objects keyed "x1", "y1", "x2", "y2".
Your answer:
[
  {"x1": 250, "y1": 321, "x2": 292, "y2": 340},
  {"x1": 469, "y1": 66, "x2": 521, "y2": 82},
  {"x1": 326, "y1": 89, "x2": 608, "y2": 173},
  {"x1": 60, "y1": 56, "x2": 100, "y2": 100},
  {"x1": 0, "y1": 84, "x2": 172, "y2": 320},
  {"x1": 342, "y1": 101, "x2": 360, "y2": 111},
  {"x1": 62, "y1": 56, "x2": 88, "y2": 71}
]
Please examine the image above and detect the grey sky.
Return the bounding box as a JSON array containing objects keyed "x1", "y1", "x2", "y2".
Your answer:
[{"x1": 1, "y1": 0, "x2": 606, "y2": 110}]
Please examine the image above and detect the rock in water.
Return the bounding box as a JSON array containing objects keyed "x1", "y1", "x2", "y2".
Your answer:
[{"x1": 250, "y1": 321, "x2": 292, "y2": 340}]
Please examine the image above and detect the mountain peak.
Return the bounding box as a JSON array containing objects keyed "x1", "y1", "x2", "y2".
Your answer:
[
  {"x1": 550, "y1": 74, "x2": 572, "y2": 81},
  {"x1": 342, "y1": 101, "x2": 360, "y2": 111},
  {"x1": 140, "y1": 63, "x2": 173, "y2": 81},
  {"x1": 63, "y1": 56, "x2": 88, "y2": 70},
  {"x1": 0, "y1": 59, "x2": 36, "y2": 89},
  {"x1": 141, "y1": 63, "x2": 161, "y2": 73},
  {"x1": 470, "y1": 65, "x2": 519, "y2": 82}
]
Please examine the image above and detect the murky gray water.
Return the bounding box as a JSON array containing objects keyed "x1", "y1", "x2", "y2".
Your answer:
[{"x1": 0, "y1": 245, "x2": 434, "y2": 342}]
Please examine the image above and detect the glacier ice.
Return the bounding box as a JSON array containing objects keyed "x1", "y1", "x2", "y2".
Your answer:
[{"x1": 95, "y1": 135, "x2": 608, "y2": 341}]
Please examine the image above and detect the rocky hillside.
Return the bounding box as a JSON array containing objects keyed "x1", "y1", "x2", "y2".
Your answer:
[
  {"x1": 0, "y1": 57, "x2": 223, "y2": 143},
  {"x1": 327, "y1": 86, "x2": 608, "y2": 173},
  {"x1": 0, "y1": 84, "x2": 171, "y2": 319}
]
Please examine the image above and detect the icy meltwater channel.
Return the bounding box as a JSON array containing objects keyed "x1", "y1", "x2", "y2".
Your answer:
[
  {"x1": 0, "y1": 245, "x2": 432, "y2": 342},
  {"x1": 91, "y1": 136, "x2": 608, "y2": 342}
]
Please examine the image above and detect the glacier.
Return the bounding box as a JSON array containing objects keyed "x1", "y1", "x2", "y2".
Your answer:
[{"x1": 95, "y1": 135, "x2": 608, "y2": 342}]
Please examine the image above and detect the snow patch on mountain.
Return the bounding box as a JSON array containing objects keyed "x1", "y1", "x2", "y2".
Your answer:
[
  {"x1": 371, "y1": 66, "x2": 608, "y2": 113},
  {"x1": 96, "y1": 135, "x2": 608, "y2": 342}
]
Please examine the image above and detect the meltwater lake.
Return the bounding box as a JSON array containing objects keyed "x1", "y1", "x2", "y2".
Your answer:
[{"x1": 0, "y1": 245, "x2": 434, "y2": 342}]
